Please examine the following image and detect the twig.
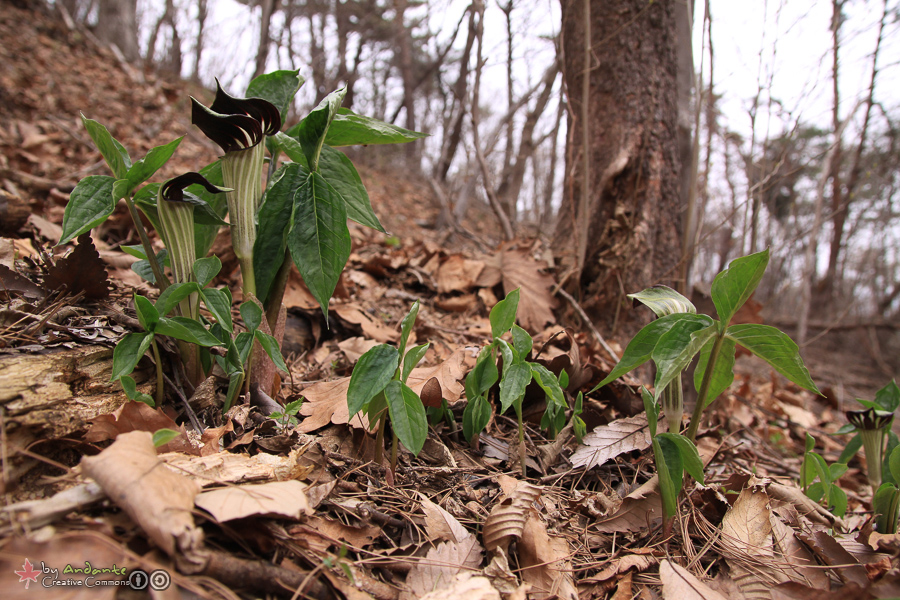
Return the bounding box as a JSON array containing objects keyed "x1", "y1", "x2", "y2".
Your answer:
[
  {"x1": 555, "y1": 286, "x2": 620, "y2": 363},
  {"x1": 163, "y1": 370, "x2": 204, "y2": 435}
]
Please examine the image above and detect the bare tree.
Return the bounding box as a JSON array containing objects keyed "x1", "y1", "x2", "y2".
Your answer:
[{"x1": 96, "y1": 0, "x2": 140, "y2": 62}]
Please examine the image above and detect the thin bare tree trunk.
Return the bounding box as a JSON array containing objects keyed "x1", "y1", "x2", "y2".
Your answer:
[
  {"x1": 253, "y1": 0, "x2": 278, "y2": 79},
  {"x1": 191, "y1": 0, "x2": 208, "y2": 81}
]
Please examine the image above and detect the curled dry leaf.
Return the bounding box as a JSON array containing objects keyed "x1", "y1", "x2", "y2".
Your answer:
[
  {"x1": 477, "y1": 248, "x2": 558, "y2": 332},
  {"x1": 659, "y1": 559, "x2": 728, "y2": 600},
  {"x1": 405, "y1": 536, "x2": 485, "y2": 599},
  {"x1": 333, "y1": 303, "x2": 399, "y2": 343},
  {"x1": 594, "y1": 476, "x2": 662, "y2": 534},
  {"x1": 518, "y1": 509, "x2": 577, "y2": 600},
  {"x1": 81, "y1": 431, "x2": 203, "y2": 558},
  {"x1": 770, "y1": 513, "x2": 830, "y2": 589},
  {"x1": 483, "y1": 481, "x2": 542, "y2": 552},
  {"x1": 720, "y1": 480, "x2": 777, "y2": 599},
  {"x1": 569, "y1": 414, "x2": 657, "y2": 470},
  {"x1": 407, "y1": 346, "x2": 467, "y2": 403},
  {"x1": 418, "y1": 574, "x2": 500, "y2": 600},
  {"x1": 86, "y1": 400, "x2": 196, "y2": 454},
  {"x1": 195, "y1": 480, "x2": 311, "y2": 522},
  {"x1": 420, "y1": 493, "x2": 470, "y2": 544},
  {"x1": 44, "y1": 232, "x2": 109, "y2": 299}
]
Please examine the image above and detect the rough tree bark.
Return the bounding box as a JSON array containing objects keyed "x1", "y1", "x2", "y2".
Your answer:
[
  {"x1": 96, "y1": 0, "x2": 141, "y2": 63},
  {"x1": 554, "y1": 0, "x2": 685, "y2": 332}
]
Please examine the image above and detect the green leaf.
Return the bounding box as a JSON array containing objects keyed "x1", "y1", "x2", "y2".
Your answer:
[
  {"x1": 490, "y1": 288, "x2": 520, "y2": 339},
  {"x1": 591, "y1": 313, "x2": 713, "y2": 392},
  {"x1": 347, "y1": 344, "x2": 400, "y2": 417},
  {"x1": 497, "y1": 339, "x2": 516, "y2": 369},
  {"x1": 654, "y1": 436, "x2": 683, "y2": 520},
  {"x1": 324, "y1": 109, "x2": 428, "y2": 146},
  {"x1": 319, "y1": 146, "x2": 384, "y2": 232},
  {"x1": 628, "y1": 285, "x2": 696, "y2": 317},
  {"x1": 152, "y1": 428, "x2": 181, "y2": 447},
  {"x1": 805, "y1": 433, "x2": 816, "y2": 453},
  {"x1": 111, "y1": 331, "x2": 154, "y2": 381},
  {"x1": 810, "y1": 452, "x2": 831, "y2": 486},
  {"x1": 806, "y1": 482, "x2": 825, "y2": 503},
  {"x1": 641, "y1": 386, "x2": 659, "y2": 438},
  {"x1": 297, "y1": 87, "x2": 346, "y2": 172},
  {"x1": 499, "y1": 362, "x2": 532, "y2": 413},
  {"x1": 240, "y1": 301, "x2": 264, "y2": 332},
  {"x1": 465, "y1": 345, "x2": 498, "y2": 401},
  {"x1": 402, "y1": 343, "x2": 429, "y2": 383},
  {"x1": 193, "y1": 256, "x2": 222, "y2": 288},
  {"x1": 462, "y1": 394, "x2": 491, "y2": 442},
  {"x1": 272, "y1": 132, "x2": 310, "y2": 167},
  {"x1": 223, "y1": 371, "x2": 244, "y2": 412},
  {"x1": 59, "y1": 176, "x2": 117, "y2": 245},
  {"x1": 890, "y1": 445, "x2": 900, "y2": 486},
  {"x1": 235, "y1": 331, "x2": 254, "y2": 366},
  {"x1": 384, "y1": 380, "x2": 427, "y2": 455},
  {"x1": 156, "y1": 282, "x2": 201, "y2": 317},
  {"x1": 652, "y1": 322, "x2": 716, "y2": 399},
  {"x1": 200, "y1": 287, "x2": 233, "y2": 333},
  {"x1": 831, "y1": 486, "x2": 848, "y2": 517},
  {"x1": 657, "y1": 433, "x2": 705, "y2": 484},
  {"x1": 711, "y1": 249, "x2": 769, "y2": 329},
  {"x1": 726, "y1": 324, "x2": 820, "y2": 394},
  {"x1": 398, "y1": 300, "x2": 420, "y2": 357},
  {"x1": 255, "y1": 331, "x2": 288, "y2": 373},
  {"x1": 529, "y1": 363, "x2": 566, "y2": 409},
  {"x1": 246, "y1": 69, "x2": 304, "y2": 122},
  {"x1": 122, "y1": 137, "x2": 183, "y2": 195},
  {"x1": 288, "y1": 172, "x2": 352, "y2": 322},
  {"x1": 837, "y1": 433, "x2": 862, "y2": 465},
  {"x1": 694, "y1": 336, "x2": 736, "y2": 407},
  {"x1": 155, "y1": 316, "x2": 221, "y2": 346},
  {"x1": 511, "y1": 325, "x2": 533, "y2": 359},
  {"x1": 829, "y1": 462, "x2": 849, "y2": 481},
  {"x1": 81, "y1": 114, "x2": 130, "y2": 178},
  {"x1": 133, "y1": 294, "x2": 159, "y2": 331},
  {"x1": 120, "y1": 374, "x2": 155, "y2": 406},
  {"x1": 254, "y1": 162, "x2": 308, "y2": 304},
  {"x1": 875, "y1": 380, "x2": 900, "y2": 413}
]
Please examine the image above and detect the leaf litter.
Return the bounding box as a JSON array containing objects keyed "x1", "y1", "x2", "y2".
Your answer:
[{"x1": 1, "y1": 5, "x2": 900, "y2": 600}]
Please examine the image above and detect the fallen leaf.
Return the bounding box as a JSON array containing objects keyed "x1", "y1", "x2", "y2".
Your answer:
[
  {"x1": 417, "y1": 574, "x2": 500, "y2": 600},
  {"x1": 436, "y1": 254, "x2": 484, "y2": 293},
  {"x1": 297, "y1": 378, "x2": 369, "y2": 432},
  {"x1": 659, "y1": 559, "x2": 728, "y2": 600},
  {"x1": 334, "y1": 303, "x2": 398, "y2": 343},
  {"x1": 406, "y1": 347, "x2": 466, "y2": 403},
  {"x1": 795, "y1": 530, "x2": 868, "y2": 587},
  {"x1": 720, "y1": 478, "x2": 777, "y2": 598},
  {"x1": 518, "y1": 510, "x2": 577, "y2": 600},
  {"x1": 160, "y1": 449, "x2": 306, "y2": 485},
  {"x1": 302, "y1": 515, "x2": 382, "y2": 548},
  {"x1": 44, "y1": 233, "x2": 109, "y2": 299},
  {"x1": 569, "y1": 414, "x2": 656, "y2": 470},
  {"x1": 86, "y1": 401, "x2": 195, "y2": 454},
  {"x1": 406, "y1": 537, "x2": 485, "y2": 598},
  {"x1": 483, "y1": 481, "x2": 542, "y2": 552},
  {"x1": 420, "y1": 493, "x2": 470, "y2": 543},
  {"x1": 195, "y1": 480, "x2": 311, "y2": 522},
  {"x1": 282, "y1": 269, "x2": 319, "y2": 310},
  {"x1": 594, "y1": 477, "x2": 662, "y2": 533},
  {"x1": 81, "y1": 431, "x2": 203, "y2": 558},
  {"x1": 770, "y1": 512, "x2": 830, "y2": 589},
  {"x1": 338, "y1": 336, "x2": 380, "y2": 362},
  {"x1": 478, "y1": 248, "x2": 558, "y2": 331}
]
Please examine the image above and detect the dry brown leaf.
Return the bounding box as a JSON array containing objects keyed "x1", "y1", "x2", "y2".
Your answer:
[
  {"x1": 407, "y1": 347, "x2": 466, "y2": 403},
  {"x1": 478, "y1": 248, "x2": 558, "y2": 331},
  {"x1": 770, "y1": 582, "x2": 870, "y2": 600},
  {"x1": 81, "y1": 431, "x2": 203, "y2": 558},
  {"x1": 595, "y1": 476, "x2": 662, "y2": 533},
  {"x1": 569, "y1": 414, "x2": 656, "y2": 470},
  {"x1": 795, "y1": 530, "x2": 868, "y2": 587},
  {"x1": 590, "y1": 552, "x2": 659, "y2": 583},
  {"x1": 420, "y1": 493, "x2": 470, "y2": 543},
  {"x1": 659, "y1": 560, "x2": 728, "y2": 600},
  {"x1": 610, "y1": 571, "x2": 633, "y2": 600},
  {"x1": 297, "y1": 377, "x2": 369, "y2": 432},
  {"x1": 338, "y1": 336, "x2": 380, "y2": 363},
  {"x1": 436, "y1": 254, "x2": 484, "y2": 293},
  {"x1": 518, "y1": 510, "x2": 577, "y2": 600},
  {"x1": 195, "y1": 480, "x2": 311, "y2": 522},
  {"x1": 483, "y1": 481, "x2": 542, "y2": 552},
  {"x1": 720, "y1": 478, "x2": 777, "y2": 599},
  {"x1": 435, "y1": 293, "x2": 478, "y2": 312},
  {"x1": 482, "y1": 547, "x2": 520, "y2": 596},
  {"x1": 303, "y1": 515, "x2": 382, "y2": 548},
  {"x1": 85, "y1": 401, "x2": 196, "y2": 454},
  {"x1": 334, "y1": 303, "x2": 399, "y2": 343},
  {"x1": 405, "y1": 536, "x2": 484, "y2": 598},
  {"x1": 0, "y1": 263, "x2": 44, "y2": 298},
  {"x1": 44, "y1": 233, "x2": 109, "y2": 299},
  {"x1": 770, "y1": 512, "x2": 830, "y2": 589},
  {"x1": 160, "y1": 448, "x2": 305, "y2": 485},
  {"x1": 417, "y1": 574, "x2": 500, "y2": 600},
  {"x1": 283, "y1": 269, "x2": 319, "y2": 310}
]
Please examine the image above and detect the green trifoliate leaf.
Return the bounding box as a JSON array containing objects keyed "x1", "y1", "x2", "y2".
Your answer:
[
  {"x1": 234, "y1": 331, "x2": 254, "y2": 365},
  {"x1": 272, "y1": 132, "x2": 309, "y2": 167},
  {"x1": 193, "y1": 256, "x2": 222, "y2": 288},
  {"x1": 465, "y1": 345, "x2": 499, "y2": 402},
  {"x1": 133, "y1": 294, "x2": 159, "y2": 331},
  {"x1": 398, "y1": 300, "x2": 421, "y2": 358},
  {"x1": 384, "y1": 380, "x2": 427, "y2": 456},
  {"x1": 875, "y1": 380, "x2": 900, "y2": 413},
  {"x1": 200, "y1": 287, "x2": 233, "y2": 333},
  {"x1": 324, "y1": 108, "x2": 428, "y2": 147},
  {"x1": 111, "y1": 331, "x2": 155, "y2": 381},
  {"x1": 121, "y1": 137, "x2": 183, "y2": 196},
  {"x1": 490, "y1": 288, "x2": 520, "y2": 339},
  {"x1": 240, "y1": 301, "x2": 264, "y2": 332},
  {"x1": 831, "y1": 486, "x2": 848, "y2": 518},
  {"x1": 80, "y1": 114, "x2": 130, "y2": 179},
  {"x1": 246, "y1": 69, "x2": 304, "y2": 122},
  {"x1": 530, "y1": 363, "x2": 566, "y2": 409},
  {"x1": 652, "y1": 322, "x2": 716, "y2": 400},
  {"x1": 657, "y1": 433, "x2": 705, "y2": 484},
  {"x1": 296, "y1": 87, "x2": 346, "y2": 172},
  {"x1": 156, "y1": 282, "x2": 201, "y2": 318},
  {"x1": 155, "y1": 316, "x2": 221, "y2": 346},
  {"x1": 59, "y1": 176, "x2": 117, "y2": 245},
  {"x1": 837, "y1": 433, "x2": 863, "y2": 465},
  {"x1": 254, "y1": 162, "x2": 308, "y2": 304},
  {"x1": 347, "y1": 344, "x2": 400, "y2": 418},
  {"x1": 288, "y1": 172, "x2": 352, "y2": 323},
  {"x1": 711, "y1": 249, "x2": 769, "y2": 330},
  {"x1": 511, "y1": 325, "x2": 533, "y2": 359},
  {"x1": 152, "y1": 428, "x2": 181, "y2": 447},
  {"x1": 462, "y1": 394, "x2": 491, "y2": 442},
  {"x1": 726, "y1": 324, "x2": 820, "y2": 394},
  {"x1": 318, "y1": 146, "x2": 385, "y2": 232},
  {"x1": 120, "y1": 374, "x2": 154, "y2": 406},
  {"x1": 254, "y1": 331, "x2": 288, "y2": 373},
  {"x1": 694, "y1": 335, "x2": 736, "y2": 407},
  {"x1": 628, "y1": 285, "x2": 696, "y2": 317},
  {"x1": 591, "y1": 313, "x2": 713, "y2": 392},
  {"x1": 499, "y1": 362, "x2": 532, "y2": 413},
  {"x1": 402, "y1": 343, "x2": 430, "y2": 383}
]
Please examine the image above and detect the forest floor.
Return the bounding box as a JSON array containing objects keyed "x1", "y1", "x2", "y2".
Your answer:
[{"x1": 1, "y1": 4, "x2": 899, "y2": 600}]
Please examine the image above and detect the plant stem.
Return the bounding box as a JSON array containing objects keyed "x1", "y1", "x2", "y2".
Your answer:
[
  {"x1": 124, "y1": 195, "x2": 169, "y2": 291},
  {"x1": 685, "y1": 332, "x2": 726, "y2": 442},
  {"x1": 264, "y1": 249, "x2": 292, "y2": 332},
  {"x1": 391, "y1": 432, "x2": 399, "y2": 475},
  {"x1": 516, "y1": 403, "x2": 526, "y2": 476},
  {"x1": 151, "y1": 338, "x2": 164, "y2": 407},
  {"x1": 373, "y1": 411, "x2": 386, "y2": 466},
  {"x1": 663, "y1": 374, "x2": 684, "y2": 434}
]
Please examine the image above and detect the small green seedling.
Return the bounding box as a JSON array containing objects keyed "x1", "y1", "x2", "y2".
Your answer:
[
  {"x1": 270, "y1": 398, "x2": 304, "y2": 429},
  {"x1": 347, "y1": 301, "x2": 432, "y2": 473},
  {"x1": 801, "y1": 435, "x2": 848, "y2": 518}
]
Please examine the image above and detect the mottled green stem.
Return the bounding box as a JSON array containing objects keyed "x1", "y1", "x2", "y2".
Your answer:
[
  {"x1": 151, "y1": 338, "x2": 164, "y2": 407},
  {"x1": 685, "y1": 332, "x2": 726, "y2": 442},
  {"x1": 663, "y1": 374, "x2": 684, "y2": 434},
  {"x1": 124, "y1": 195, "x2": 169, "y2": 291},
  {"x1": 222, "y1": 143, "x2": 264, "y2": 299}
]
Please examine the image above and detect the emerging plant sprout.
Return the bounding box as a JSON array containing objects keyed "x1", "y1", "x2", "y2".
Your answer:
[{"x1": 847, "y1": 407, "x2": 894, "y2": 489}]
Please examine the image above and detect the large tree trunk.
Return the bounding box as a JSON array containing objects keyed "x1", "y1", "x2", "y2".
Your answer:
[
  {"x1": 554, "y1": 0, "x2": 684, "y2": 333},
  {"x1": 96, "y1": 0, "x2": 140, "y2": 63}
]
